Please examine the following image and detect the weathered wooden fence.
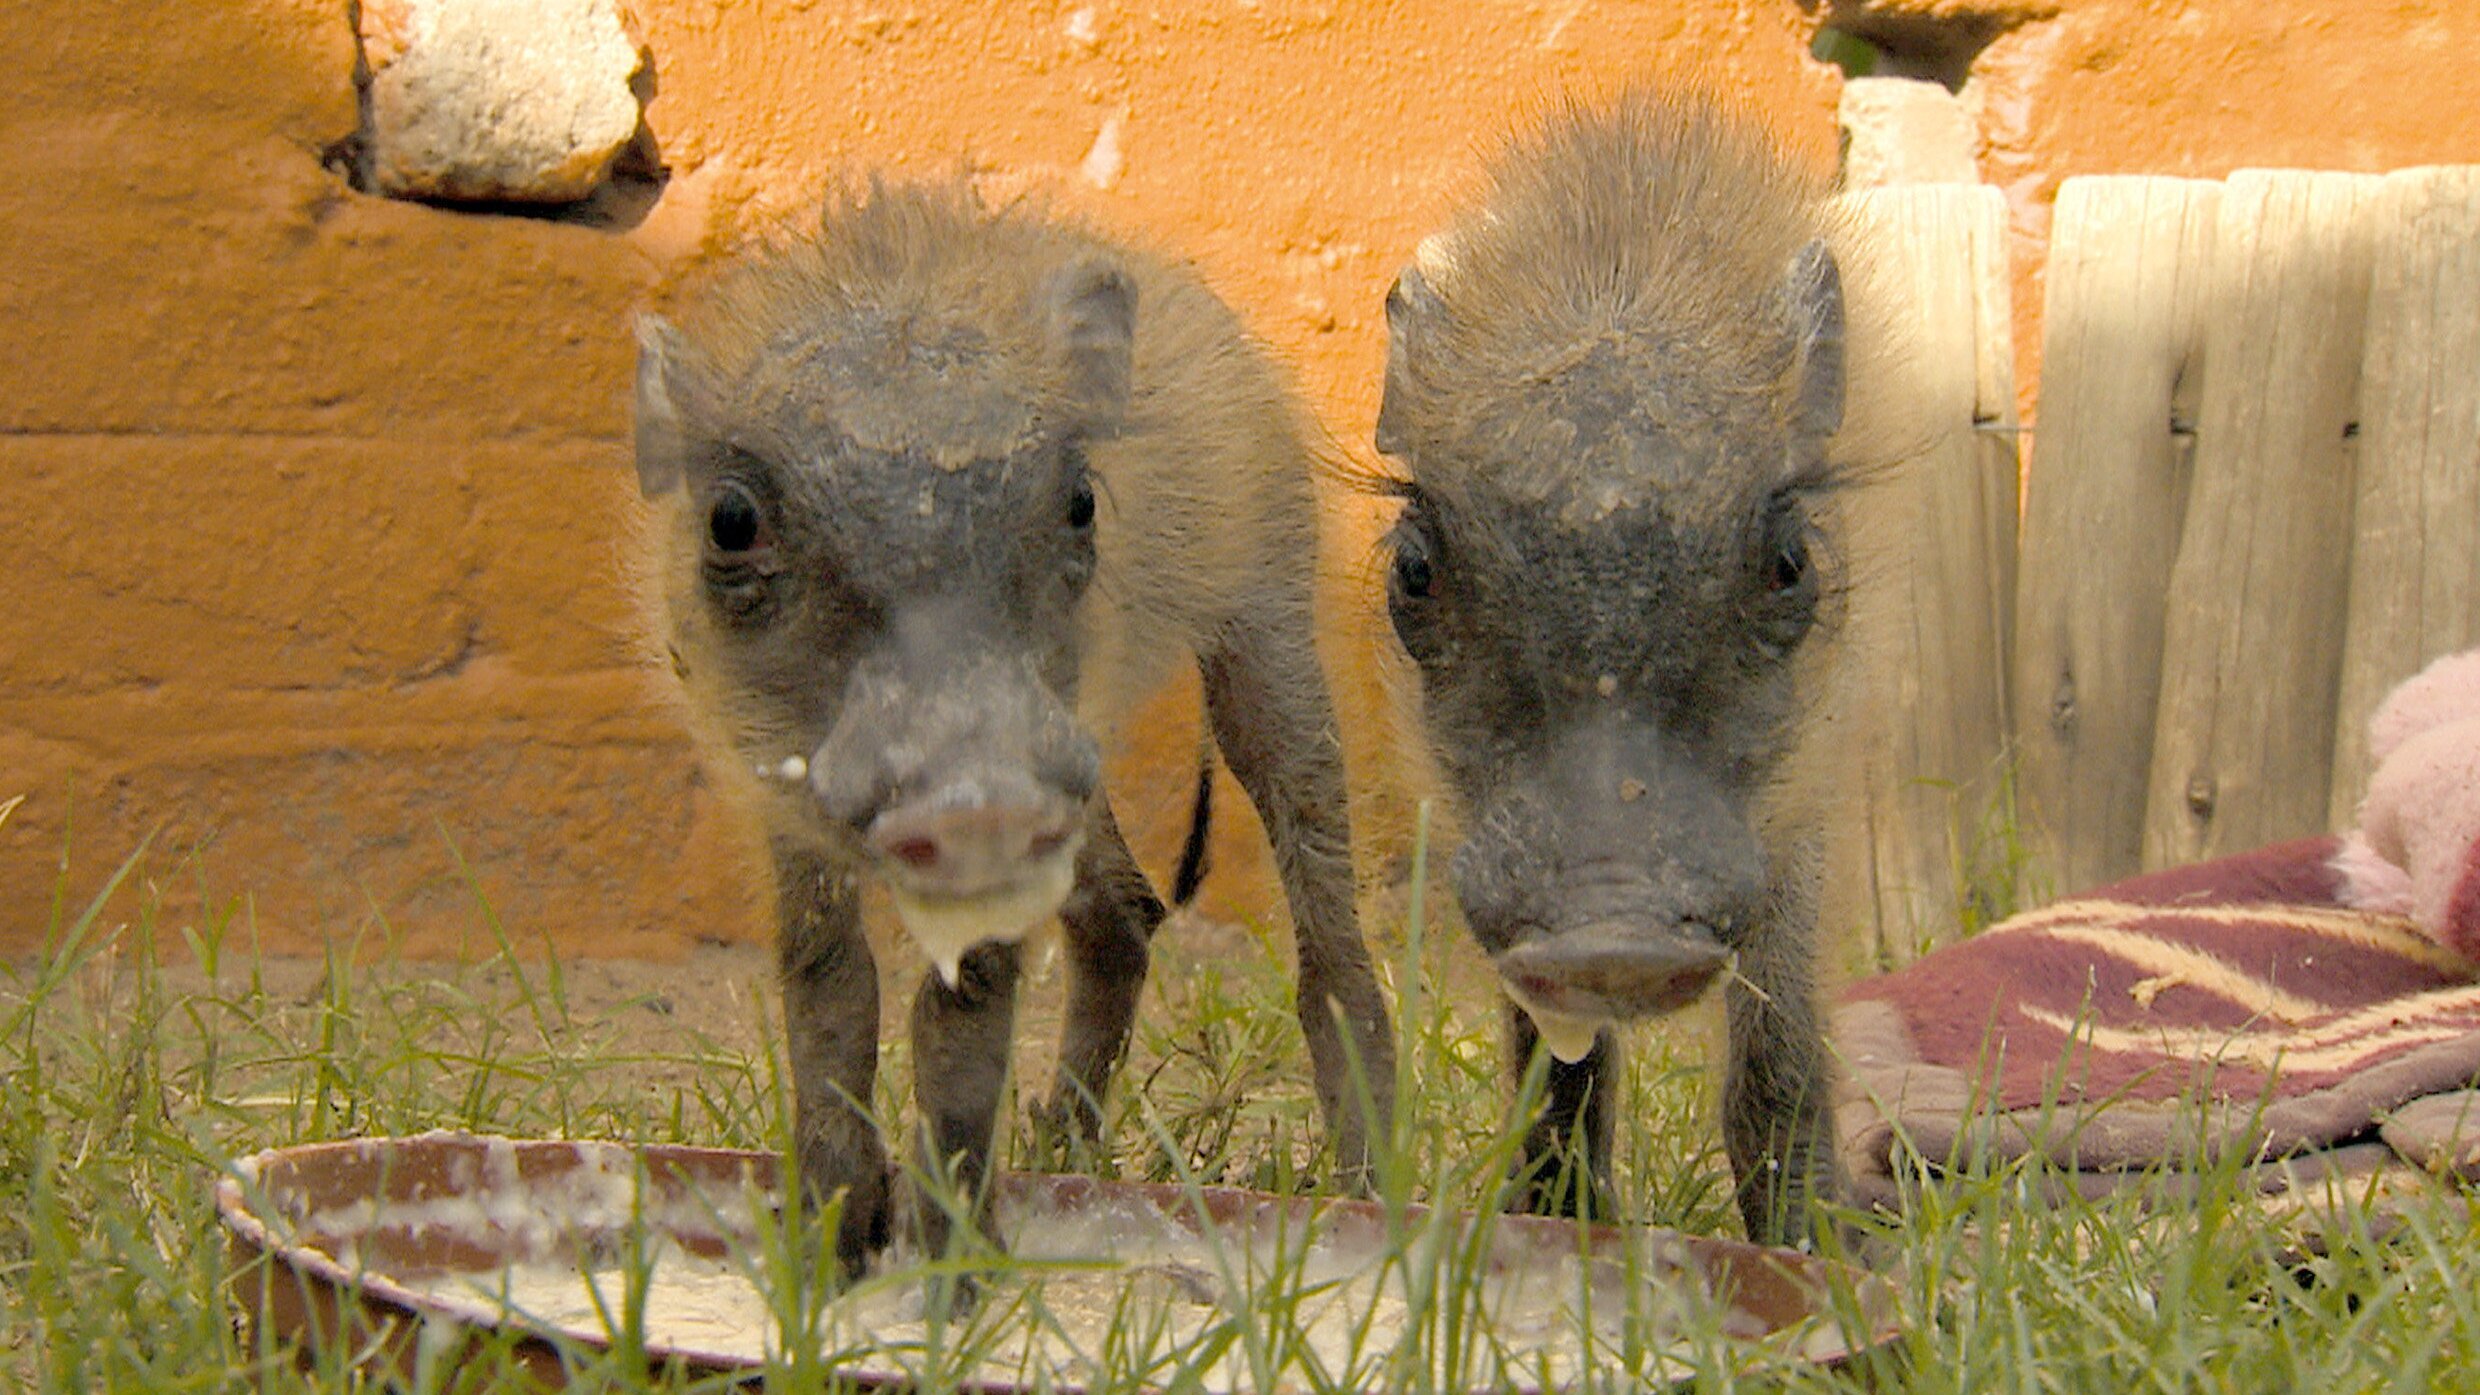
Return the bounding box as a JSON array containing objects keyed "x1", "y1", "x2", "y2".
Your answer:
[
  {"x1": 1836, "y1": 166, "x2": 2480, "y2": 959},
  {"x1": 1834, "y1": 185, "x2": 2020, "y2": 961}
]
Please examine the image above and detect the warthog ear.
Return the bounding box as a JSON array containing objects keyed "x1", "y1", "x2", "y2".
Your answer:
[
  {"x1": 1052, "y1": 257, "x2": 1138, "y2": 431},
  {"x1": 1781, "y1": 238, "x2": 1845, "y2": 442},
  {"x1": 633, "y1": 313, "x2": 695, "y2": 498},
  {"x1": 1375, "y1": 260, "x2": 1445, "y2": 460}
]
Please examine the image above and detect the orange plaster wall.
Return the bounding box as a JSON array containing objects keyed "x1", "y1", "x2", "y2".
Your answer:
[
  {"x1": 1970, "y1": 1, "x2": 2480, "y2": 421},
  {"x1": 1, "y1": 1, "x2": 2472, "y2": 960}
]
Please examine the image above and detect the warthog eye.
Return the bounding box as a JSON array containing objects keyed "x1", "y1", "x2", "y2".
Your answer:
[
  {"x1": 1770, "y1": 532, "x2": 1809, "y2": 594},
  {"x1": 1389, "y1": 498, "x2": 1437, "y2": 601},
  {"x1": 1385, "y1": 513, "x2": 1445, "y2": 665},
  {"x1": 708, "y1": 482, "x2": 768, "y2": 556},
  {"x1": 1752, "y1": 493, "x2": 1820, "y2": 659},
  {"x1": 1394, "y1": 546, "x2": 1434, "y2": 599},
  {"x1": 1057, "y1": 443, "x2": 1100, "y2": 596},
  {"x1": 702, "y1": 479, "x2": 779, "y2": 622},
  {"x1": 1062, "y1": 435, "x2": 1099, "y2": 531}
]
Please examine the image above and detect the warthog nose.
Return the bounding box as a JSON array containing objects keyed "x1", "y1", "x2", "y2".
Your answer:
[
  {"x1": 883, "y1": 834, "x2": 940, "y2": 871},
  {"x1": 866, "y1": 799, "x2": 1082, "y2": 897},
  {"x1": 1495, "y1": 920, "x2": 1731, "y2": 1021}
]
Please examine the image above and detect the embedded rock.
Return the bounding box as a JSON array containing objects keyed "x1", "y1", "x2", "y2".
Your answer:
[
  {"x1": 357, "y1": 0, "x2": 648, "y2": 203},
  {"x1": 1838, "y1": 76, "x2": 1979, "y2": 186}
]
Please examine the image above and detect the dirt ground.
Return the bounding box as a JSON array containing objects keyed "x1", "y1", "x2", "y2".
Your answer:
[
  {"x1": 480, "y1": 904, "x2": 1295, "y2": 1059},
  {"x1": 12, "y1": 901, "x2": 1375, "y2": 1122}
]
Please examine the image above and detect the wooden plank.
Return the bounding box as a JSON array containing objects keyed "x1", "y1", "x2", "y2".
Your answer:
[
  {"x1": 2012, "y1": 177, "x2": 2220, "y2": 896},
  {"x1": 1970, "y1": 178, "x2": 2021, "y2": 692},
  {"x1": 2329, "y1": 166, "x2": 2480, "y2": 824},
  {"x1": 1831, "y1": 185, "x2": 2018, "y2": 959},
  {"x1": 2143, "y1": 170, "x2": 2380, "y2": 868}
]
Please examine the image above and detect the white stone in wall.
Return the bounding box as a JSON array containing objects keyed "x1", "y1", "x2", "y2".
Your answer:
[
  {"x1": 1080, "y1": 113, "x2": 1127, "y2": 192},
  {"x1": 358, "y1": 0, "x2": 648, "y2": 203},
  {"x1": 1838, "y1": 75, "x2": 1980, "y2": 187}
]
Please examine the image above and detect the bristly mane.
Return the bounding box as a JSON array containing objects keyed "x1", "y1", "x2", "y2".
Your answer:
[
  {"x1": 1393, "y1": 88, "x2": 1834, "y2": 470},
  {"x1": 672, "y1": 180, "x2": 1085, "y2": 419}
]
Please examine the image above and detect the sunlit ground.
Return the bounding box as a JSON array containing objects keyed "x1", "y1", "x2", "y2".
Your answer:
[{"x1": 10, "y1": 837, "x2": 2480, "y2": 1393}]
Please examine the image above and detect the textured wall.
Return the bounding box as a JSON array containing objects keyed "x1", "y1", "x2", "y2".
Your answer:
[{"x1": 2, "y1": 1, "x2": 2473, "y2": 959}]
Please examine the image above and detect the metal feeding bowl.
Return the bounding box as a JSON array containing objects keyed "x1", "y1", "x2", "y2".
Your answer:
[{"x1": 216, "y1": 1133, "x2": 1897, "y2": 1392}]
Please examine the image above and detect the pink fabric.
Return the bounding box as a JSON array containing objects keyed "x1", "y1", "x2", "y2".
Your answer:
[
  {"x1": 1835, "y1": 644, "x2": 2480, "y2": 1209},
  {"x1": 2331, "y1": 831, "x2": 2414, "y2": 915},
  {"x1": 2360, "y1": 718, "x2": 2480, "y2": 959},
  {"x1": 2447, "y1": 837, "x2": 2480, "y2": 962},
  {"x1": 1833, "y1": 838, "x2": 2480, "y2": 1204},
  {"x1": 2366, "y1": 649, "x2": 2480, "y2": 768},
  {"x1": 1837, "y1": 837, "x2": 2478, "y2": 1111},
  {"x1": 2339, "y1": 647, "x2": 2480, "y2": 959}
]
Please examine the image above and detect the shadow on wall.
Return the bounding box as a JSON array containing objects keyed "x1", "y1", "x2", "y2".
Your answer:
[{"x1": 1799, "y1": 0, "x2": 2056, "y2": 92}]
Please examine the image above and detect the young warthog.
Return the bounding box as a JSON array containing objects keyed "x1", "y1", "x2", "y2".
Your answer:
[
  {"x1": 633, "y1": 183, "x2": 1395, "y2": 1276},
  {"x1": 1372, "y1": 91, "x2": 1855, "y2": 1245}
]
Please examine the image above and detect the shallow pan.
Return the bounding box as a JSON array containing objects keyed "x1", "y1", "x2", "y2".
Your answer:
[{"x1": 217, "y1": 1132, "x2": 1897, "y2": 1391}]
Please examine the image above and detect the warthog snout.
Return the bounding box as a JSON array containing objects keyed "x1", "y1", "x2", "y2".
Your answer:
[
  {"x1": 1495, "y1": 919, "x2": 1730, "y2": 1024},
  {"x1": 864, "y1": 787, "x2": 1085, "y2": 899}
]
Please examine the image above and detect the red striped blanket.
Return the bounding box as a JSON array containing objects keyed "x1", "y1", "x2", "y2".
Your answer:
[{"x1": 1833, "y1": 837, "x2": 2480, "y2": 1208}]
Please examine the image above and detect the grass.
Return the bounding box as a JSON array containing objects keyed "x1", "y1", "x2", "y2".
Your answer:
[{"x1": 8, "y1": 831, "x2": 2480, "y2": 1393}]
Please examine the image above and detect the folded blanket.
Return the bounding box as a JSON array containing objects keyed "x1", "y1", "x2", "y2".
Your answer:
[{"x1": 1834, "y1": 837, "x2": 2480, "y2": 1209}]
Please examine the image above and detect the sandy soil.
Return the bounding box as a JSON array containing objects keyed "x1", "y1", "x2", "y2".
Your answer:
[{"x1": 3, "y1": 901, "x2": 1369, "y2": 1129}]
